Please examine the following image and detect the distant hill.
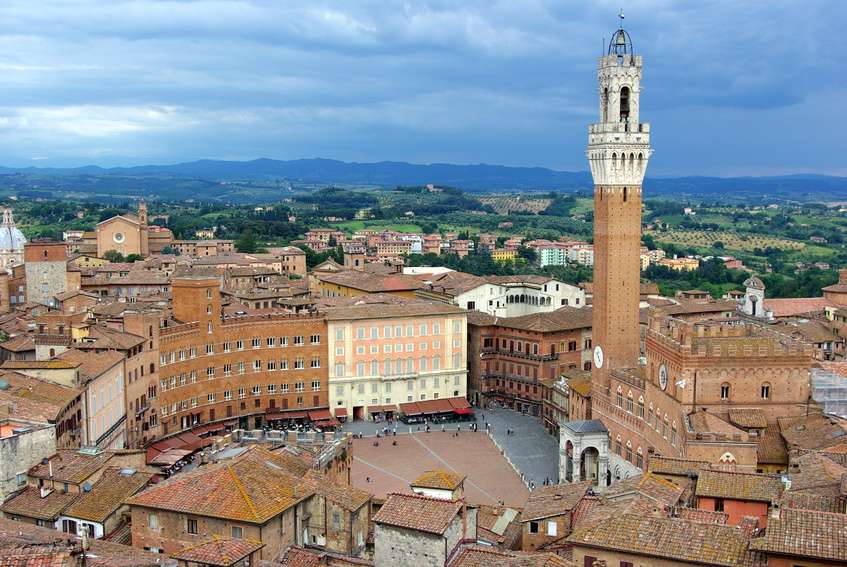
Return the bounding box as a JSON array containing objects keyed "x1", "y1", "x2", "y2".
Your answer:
[{"x1": 0, "y1": 158, "x2": 844, "y2": 202}]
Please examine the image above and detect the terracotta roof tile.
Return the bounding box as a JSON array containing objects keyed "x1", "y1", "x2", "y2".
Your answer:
[
  {"x1": 648, "y1": 456, "x2": 709, "y2": 476},
  {"x1": 605, "y1": 473, "x2": 686, "y2": 508},
  {"x1": 678, "y1": 508, "x2": 729, "y2": 524},
  {"x1": 447, "y1": 546, "x2": 571, "y2": 567},
  {"x1": 763, "y1": 297, "x2": 831, "y2": 318},
  {"x1": 491, "y1": 306, "x2": 593, "y2": 333},
  {"x1": 688, "y1": 411, "x2": 746, "y2": 435},
  {"x1": 782, "y1": 491, "x2": 844, "y2": 513},
  {"x1": 757, "y1": 424, "x2": 788, "y2": 464},
  {"x1": 57, "y1": 349, "x2": 124, "y2": 381},
  {"x1": 787, "y1": 451, "x2": 847, "y2": 499},
  {"x1": 521, "y1": 481, "x2": 590, "y2": 521},
  {"x1": 318, "y1": 271, "x2": 423, "y2": 293},
  {"x1": 0, "y1": 515, "x2": 174, "y2": 566},
  {"x1": 0, "y1": 485, "x2": 79, "y2": 521},
  {"x1": 728, "y1": 408, "x2": 768, "y2": 430},
  {"x1": 0, "y1": 371, "x2": 80, "y2": 423},
  {"x1": 695, "y1": 470, "x2": 783, "y2": 503},
  {"x1": 29, "y1": 450, "x2": 114, "y2": 484},
  {"x1": 62, "y1": 467, "x2": 152, "y2": 523},
  {"x1": 411, "y1": 470, "x2": 466, "y2": 491},
  {"x1": 751, "y1": 508, "x2": 847, "y2": 561},
  {"x1": 777, "y1": 413, "x2": 847, "y2": 451},
  {"x1": 372, "y1": 493, "x2": 462, "y2": 535},
  {"x1": 126, "y1": 447, "x2": 314, "y2": 524},
  {"x1": 567, "y1": 513, "x2": 766, "y2": 566},
  {"x1": 172, "y1": 538, "x2": 264, "y2": 566},
  {"x1": 0, "y1": 334, "x2": 35, "y2": 353}
]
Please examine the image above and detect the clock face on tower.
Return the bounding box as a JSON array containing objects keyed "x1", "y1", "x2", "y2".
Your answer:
[
  {"x1": 593, "y1": 345, "x2": 604, "y2": 369},
  {"x1": 659, "y1": 364, "x2": 669, "y2": 391}
]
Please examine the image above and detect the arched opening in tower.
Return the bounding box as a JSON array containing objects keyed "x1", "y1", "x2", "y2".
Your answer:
[{"x1": 619, "y1": 86, "x2": 630, "y2": 122}]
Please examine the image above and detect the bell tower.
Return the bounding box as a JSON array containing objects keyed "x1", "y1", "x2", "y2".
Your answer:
[{"x1": 588, "y1": 16, "x2": 652, "y2": 388}]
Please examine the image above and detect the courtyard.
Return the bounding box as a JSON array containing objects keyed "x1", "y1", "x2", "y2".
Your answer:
[{"x1": 343, "y1": 406, "x2": 559, "y2": 507}]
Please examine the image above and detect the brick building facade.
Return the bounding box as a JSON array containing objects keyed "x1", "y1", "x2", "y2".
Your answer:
[
  {"x1": 157, "y1": 277, "x2": 328, "y2": 436},
  {"x1": 469, "y1": 307, "x2": 591, "y2": 415}
]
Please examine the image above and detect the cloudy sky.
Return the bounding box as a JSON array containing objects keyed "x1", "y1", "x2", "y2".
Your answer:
[{"x1": 0, "y1": 0, "x2": 843, "y2": 176}]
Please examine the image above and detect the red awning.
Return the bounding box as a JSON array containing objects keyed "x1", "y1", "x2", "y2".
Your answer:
[
  {"x1": 400, "y1": 402, "x2": 422, "y2": 416},
  {"x1": 367, "y1": 404, "x2": 397, "y2": 413},
  {"x1": 267, "y1": 410, "x2": 307, "y2": 420},
  {"x1": 418, "y1": 399, "x2": 452, "y2": 414},
  {"x1": 308, "y1": 409, "x2": 332, "y2": 421},
  {"x1": 453, "y1": 408, "x2": 474, "y2": 415},
  {"x1": 448, "y1": 397, "x2": 471, "y2": 410},
  {"x1": 334, "y1": 408, "x2": 348, "y2": 417},
  {"x1": 313, "y1": 418, "x2": 340, "y2": 428},
  {"x1": 193, "y1": 422, "x2": 226, "y2": 435}
]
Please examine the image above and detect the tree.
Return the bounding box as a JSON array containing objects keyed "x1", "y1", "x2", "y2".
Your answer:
[
  {"x1": 160, "y1": 245, "x2": 178, "y2": 255},
  {"x1": 126, "y1": 254, "x2": 144, "y2": 263},
  {"x1": 102, "y1": 250, "x2": 125, "y2": 263},
  {"x1": 236, "y1": 229, "x2": 257, "y2": 253}
]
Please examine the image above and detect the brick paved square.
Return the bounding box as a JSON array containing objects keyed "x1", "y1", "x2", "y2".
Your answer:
[{"x1": 351, "y1": 430, "x2": 529, "y2": 507}]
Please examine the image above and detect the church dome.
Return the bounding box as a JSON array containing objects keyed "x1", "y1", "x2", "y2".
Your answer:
[{"x1": 0, "y1": 208, "x2": 26, "y2": 252}]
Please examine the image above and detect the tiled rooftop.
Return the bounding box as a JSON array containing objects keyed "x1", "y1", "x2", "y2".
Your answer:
[
  {"x1": 372, "y1": 493, "x2": 462, "y2": 535},
  {"x1": 171, "y1": 538, "x2": 264, "y2": 566},
  {"x1": 30, "y1": 450, "x2": 114, "y2": 484},
  {"x1": 126, "y1": 446, "x2": 315, "y2": 524},
  {"x1": 521, "y1": 481, "x2": 590, "y2": 522},
  {"x1": 751, "y1": 508, "x2": 847, "y2": 561},
  {"x1": 695, "y1": 470, "x2": 783, "y2": 503},
  {"x1": 411, "y1": 469, "x2": 466, "y2": 491},
  {"x1": 0, "y1": 485, "x2": 79, "y2": 521},
  {"x1": 567, "y1": 513, "x2": 766, "y2": 567},
  {"x1": 62, "y1": 467, "x2": 153, "y2": 523}
]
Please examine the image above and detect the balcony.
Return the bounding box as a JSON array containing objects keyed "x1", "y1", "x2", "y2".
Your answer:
[{"x1": 481, "y1": 347, "x2": 558, "y2": 362}]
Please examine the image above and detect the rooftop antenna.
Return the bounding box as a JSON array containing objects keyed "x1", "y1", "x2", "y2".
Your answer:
[{"x1": 619, "y1": 8, "x2": 625, "y2": 28}]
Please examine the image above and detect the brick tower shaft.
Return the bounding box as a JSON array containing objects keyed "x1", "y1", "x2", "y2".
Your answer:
[{"x1": 587, "y1": 26, "x2": 652, "y2": 389}]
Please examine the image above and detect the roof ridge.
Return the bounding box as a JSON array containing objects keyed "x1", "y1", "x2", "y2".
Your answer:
[{"x1": 227, "y1": 465, "x2": 260, "y2": 521}]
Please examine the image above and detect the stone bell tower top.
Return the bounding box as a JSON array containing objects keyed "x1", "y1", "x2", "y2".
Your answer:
[{"x1": 587, "y1": 14, "x2": 652, "y2": 187}]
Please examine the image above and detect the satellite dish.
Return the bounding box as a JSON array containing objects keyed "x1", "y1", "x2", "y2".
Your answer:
[{"x1": 82, "y1": 482, "x2": 92, "y2": 492}]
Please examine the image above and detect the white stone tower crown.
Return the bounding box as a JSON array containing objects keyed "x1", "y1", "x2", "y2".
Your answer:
[{"x1": 587, "y1": 25, "x2": 653, "y2": 187}]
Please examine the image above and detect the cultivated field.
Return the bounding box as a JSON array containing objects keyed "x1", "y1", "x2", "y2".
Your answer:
[
  {"x1": 649, "y1": 229, "x2": 805, "y2": 252},
  {"x1": 480, "y1": 195, "x2": 552, "y2": 215}
]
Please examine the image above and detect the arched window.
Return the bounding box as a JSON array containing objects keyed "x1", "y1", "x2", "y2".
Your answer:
[
  {"x1": 637, "y1": 396, "x2": 644, "y2": 418},
  {"x1": 615, "y1": 436, "x2": 622, "y2": 456},
  {"x1": 671, "y1": 422, "x2": 678, "y2": 447},
  {"x1": 625, "y1": 440, "x2": 633, "y2": 463},
  {"x1": 626, "y1": 391, "x2": 634, "y2": 413},
  {"x1": 623, "y1": 187, "x2": 628, "y2": 202},
  {"x1": 619, "y1": 86, "x2": 630, "y2": 122},
  {"x1": 616, "y1": 386, "x2": 623, "y2": 407},
  {"x1": 720, "y1": 383, "x2": 730, "y2": 400},
  {"x1": 636, "y1": 447, "x2": 644, "y2": 469},
  {"x1": 583, "y1": 361, "x2": 592, "y2": 371},
  {"x1": 602, "y1": 87, "x2": 609, "y2": 122},
  {"x1": 761, "y1": 382, "x2": 771, "y2": 400},
  {"x1": 647, "y1": 402, "x2": 654, "y2": 426}
]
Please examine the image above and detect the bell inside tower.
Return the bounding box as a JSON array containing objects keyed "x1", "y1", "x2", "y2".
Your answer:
[{"x1": 619, "y1": 86, "x2": 630, "y2": 122}]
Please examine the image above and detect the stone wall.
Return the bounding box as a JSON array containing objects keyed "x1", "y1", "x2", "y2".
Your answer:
[{"x1": 0, "y1": 423, "x2": 56, "y2": 502}]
